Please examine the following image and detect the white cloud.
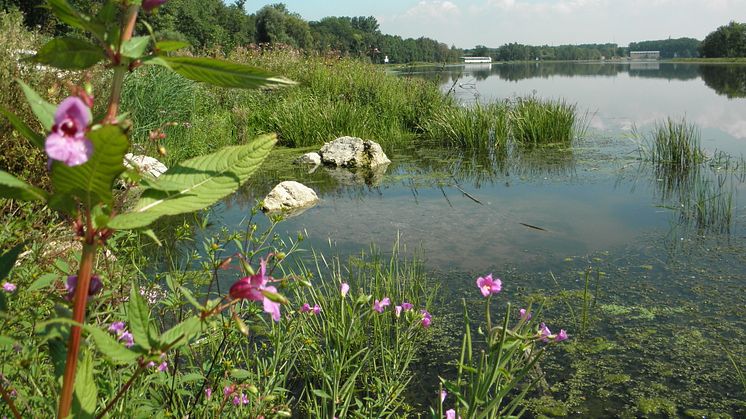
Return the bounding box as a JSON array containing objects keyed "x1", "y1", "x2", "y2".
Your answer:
[{"x1": 401, "y1": 1, "x2": 461, "y2": 21}]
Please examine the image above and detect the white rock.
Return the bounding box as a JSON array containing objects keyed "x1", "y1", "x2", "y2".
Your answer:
[
  {"x1": 124, "y1": 154, "x2": 168, "y2": 178},
  {"x1": 262, "y1": 181, "x2": 319, "y2": 213},
  {"x1": 319, "y1": 136, "x2": 390, "y2": 168},
  {"x1": 295, "y1": 152, "x2": 321, "y2": 166}
]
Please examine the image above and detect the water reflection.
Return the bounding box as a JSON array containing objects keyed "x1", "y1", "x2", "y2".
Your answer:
[{"x1": 699, "y1": 65, "x2": 746, "y2": 98}]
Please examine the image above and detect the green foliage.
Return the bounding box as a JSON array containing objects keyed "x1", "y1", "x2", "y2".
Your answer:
[
  {"x1": 32, "y1": 37, "x2": 105, "y2": 70},
  {"x1": 629, "y1": 37, "x2": 701, "y2": 58},
  {"x1": 148, "y1": 56, "x2": 297, "y2": 89},
  {"x1": 643, "y1": 117, "x2": 705, "y2": 171},
  {"x1": 0, "y1": 170, "x2": 48, "y2": 202},
  {"x1": 109, "y1": 134, "x2": 276, "y2": 229},
  {"x1": 421, "y1": 102, "x2": 509, "y2": 149},
  {"x1": 700, "y1": 21, "x2": 746, "y2": 58},
  {"x1": 510, "y1": 97, "x2": 583, "y2": 147}
]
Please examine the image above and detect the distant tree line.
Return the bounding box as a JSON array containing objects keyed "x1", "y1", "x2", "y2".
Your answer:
[{"x1": 4, "y1": 1, "x2": 746, "y2": 62}]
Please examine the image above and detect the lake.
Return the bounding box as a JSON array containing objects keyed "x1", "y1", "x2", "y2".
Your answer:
[{"x1": 206, "y1": 62, "x2": 746, "y2": 416}]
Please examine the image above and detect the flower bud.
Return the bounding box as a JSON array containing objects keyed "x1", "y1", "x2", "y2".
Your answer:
[{"x1": 142, "y1": 0, "x2": 169, "y2": 12}]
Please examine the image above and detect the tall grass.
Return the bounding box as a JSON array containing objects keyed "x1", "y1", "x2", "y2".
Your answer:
[
  {"x1": 510, "y1": 97, "x2": 583, "y2": 147},
  {"x1": 421, "y1": 102, "x2": 509, "y2": 150},
  {"x1": 645, "y1": 118, "x2": 705, "y2": 171}
]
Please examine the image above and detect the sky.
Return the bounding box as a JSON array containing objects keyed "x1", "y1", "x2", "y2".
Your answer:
[{"x1": 242, "y1": 0, "x2": 746, "y2": 48}]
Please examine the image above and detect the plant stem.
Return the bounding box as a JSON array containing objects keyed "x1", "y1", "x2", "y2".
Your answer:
[
  {"x1": 0, "y1": 383, "x2": 21, "y2": 419},
  {"x1": 57, "y1": 240, "x2": 97, "y2": 418},
  {"x1": 95, "y1": 363, "x2": 146, "y2": 419},
  {"x1": 104, "y1": 5, "x2": 139, "y2": 123}
]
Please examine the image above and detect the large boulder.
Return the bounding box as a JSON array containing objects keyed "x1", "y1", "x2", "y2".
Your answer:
[
  {"x1": 124, "y1": 154, "x2": 167, "y2": 178},
  {"x1": 319, "y1": 136, "x2": 390, "y2": 168},
  {"x1": 262, "y1": 181, "x2": 319, "y2": 214},
  {"x1": 294, "y1": 152, "x2": 321, "y2": 166}
]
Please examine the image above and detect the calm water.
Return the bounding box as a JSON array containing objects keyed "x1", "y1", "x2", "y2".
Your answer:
[{"x1": 207, "y1": 62, "x2": 746, "y2": 416}]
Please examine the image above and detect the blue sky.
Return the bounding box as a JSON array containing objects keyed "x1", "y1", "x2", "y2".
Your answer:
[{"x1": 240, "y1": 1, "x2": 746, "y2": 48}]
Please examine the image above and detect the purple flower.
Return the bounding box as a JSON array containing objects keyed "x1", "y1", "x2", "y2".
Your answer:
[
  {"x1": 262, "y1": 285, "x2": 282, "y2": 322},
  {"x1": 555, "y1": 329, "x2": 568, "y2": 342},
  {"x1": 146, "y1": 361, "x2": 156, "y2": 368},
  {"x1": 446, "y1": 409, "x2": 458, "y2": 419},
  {"x1": 340, "y1": 282, "x2": 349, "y2": 298},
  {"x1": 108, "y1": 321, "x2": 126, "y2": 334},
  {"x1": 373, "y1": 297, "x2": 391, "y2": 313},
  {"x1": 539, "y1": 323, "x2": 552, "y2": 342},
  {"x1": 232, "y1": 393, "x2": 249, "y2": 406},
  {"x1": 440, "y1": 389, "x2": 447, "y2": 403},
  {"x1": 519, "y1": 308, "x2": 531, "y2": 321},
  {"x1": 142, "y1": 0, "x2": 169, "y2": 11},
  {"x1": 118, "y1": 331, "x2": 134, "y2": 348},
  {"x1": 395, "y1": 305, "x2": 402, "y2": 318},
  {"x1": 476, "y1": 273, "x2": 501, "y2": 297},
  {"x1": 300, "y1": 303, "x2": 311, "y2": 313},
  {"x1": 45, "y1": 96, "x2": 93, "y2": 167},
  {"x1": 421, "y1": 309, "x2": 432, "y2": 328},
  {"x1": 205, "y1": 387, "x2": 212, "y2": 400},
  {"x1": 224, "y1": 385, "x2": 234, "y2": 396},
  {"x1": 157, "y1": 361, "x2": 168, "y2": 372},
  {"x1": 65, "y1": 274, "x2": 102, "y2": 301},
  {"x1": 230, "y1": 258, "x2": 282, "y2": 322},
  {"x1": 401, "y1": 302, "x2": 413, "y2": 311},
  {"x1": 312, "y1": 304, "x2": 321, "y2": 315},
  {"x1": 2, "y1": 282, "x2": 16, "y2": 293}
]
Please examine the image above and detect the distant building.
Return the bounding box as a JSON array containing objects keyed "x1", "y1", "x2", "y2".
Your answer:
[
  {"x1": 630, "y1": 51, "x2": 660, "y2": 60},
  {"x1": 461, "y1": 56, "x2": 492, "y2": 63}
]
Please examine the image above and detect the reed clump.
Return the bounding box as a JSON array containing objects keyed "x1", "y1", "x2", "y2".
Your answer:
[
  {"x1": 509, "y1": 97, "x2": 582, "y2": 147},
  {"x1": 420, "y1": 101, "x2": 509, "y2": 149},
  {"x1": 647, "y1": 117, "x2": 705, "y2": 171}
]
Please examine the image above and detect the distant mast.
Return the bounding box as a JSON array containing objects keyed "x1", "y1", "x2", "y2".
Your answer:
[{"x1": 461, "y1": 56, "x2": 492, "y2": 64}]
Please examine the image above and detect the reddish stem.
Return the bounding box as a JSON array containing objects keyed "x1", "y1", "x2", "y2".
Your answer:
[
  {"x1": 0, "y1": 383, "x2": 21, "y2": 419},
  {"x1": 104, "y1": 5, "x2": 140, "y2": 123}
]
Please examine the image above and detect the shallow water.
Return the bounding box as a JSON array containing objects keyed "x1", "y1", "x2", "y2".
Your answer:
[{"x1": 206, "y1": 62, "x2": 746, "y2": 416}]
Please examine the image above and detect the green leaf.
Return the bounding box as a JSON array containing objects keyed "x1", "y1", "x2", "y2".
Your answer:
[
  {"x1": 0, "y1": 170, "x2": 48, "y2": 202},
  {"x1": 46, "y1": 0, "x2": 105, "y2": 40},
  {"x1": 0, "y1": 243, "x2": 25, "y2": 282},
  {"x1": 312, "y1": 389, "x2": 332, "y2": 400},
  {"x1": 128, "y1": 285, "x2": 153, "y2": 350},
  {"x1": 48, "y1": 125, "x2": 129, "y2": 213},
  {"x1": 108, "y1": 134, "x2": 276, "y2": 230},
  {"x1": 86, "y1": 325, "x2": 141, "y2": 364},
  {"x1": 0, "y1": 335, "x2": 15, "y2": 347},
  {"x1": 178, "y1": 286, "x2": 204, "y2": 311},
  {"x1": 121, "y1": 36, "x2": 150, "y2": 59},
  {"x1": 230, "y1": 369, "x2": 252, "y2": 380},
  {"x1": 27, "y1": 273, "x2": 58, "y2": 292},
  {"x1": 32, "y1": 37, "x2": 105, "y2": 70},
  {"x1": 159, "y1": 316, "x2": 201, "y2": 350},
  {"x1": 155, "y1": 40, "x2": 190, "y2": 53},
  {"x1": 0, "y1": 105, "x2": 45, "y2": 148},
  {"x1": 72, "y1": 350, "x2": 97, "y2": 418},
  {"x1": 18, "y1": 80, "x2": 56, "y2": 131},
  {"x1": 149, "y1": 56, "x2": 297, "y2": 89}
]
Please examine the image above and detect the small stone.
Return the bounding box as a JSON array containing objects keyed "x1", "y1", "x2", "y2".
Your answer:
[
  {"x1": 262, "y1": 181, "x2": 319, "y2": 214},
  {"x1": 124, "y1": 154, "x2": 167, "y2": 178},
  {"x1": 294, "y1": 152, "x2": 321, "y2": 166}
]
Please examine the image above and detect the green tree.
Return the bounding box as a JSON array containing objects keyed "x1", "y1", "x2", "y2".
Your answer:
[{"x1": 700, "y1": 21, "x2": 746, "y2": 58}]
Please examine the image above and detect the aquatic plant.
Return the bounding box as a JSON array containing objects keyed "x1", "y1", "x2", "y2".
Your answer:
[
  {"x1": 509, "y1": 97, "x2": 584, "y2": 147},
  {"x1": 645, "y1": 117, "x2": 705, "y2": 171},
  {"x1": 420, "y1": 101, "x2": 509, "y2": 149}
]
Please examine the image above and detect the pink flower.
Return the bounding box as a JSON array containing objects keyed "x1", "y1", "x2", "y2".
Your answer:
[
  {"x1": 300, "y1": 303, "x2": 311, "y2": 313},
  {"x1": 519, "y1": 308, "x2": 531, "y2": 321},
  {"x1": 446, "y1": 409, "x2": 458, "y2": 419},
  {"x1": 119, "y1": 331, "x2": 134, "y2": 348},
  {"x1": 476, "y1": 274, "x2": 501, "y2": 297},
  {"x1": 539, "y1": 323, "x2": 552, "y2": 342},
  {"x1": 158, "y1": 361, "x2": 168, "y2": 372},
  {"x1": 440, "y1": 389, "x2": 447, "y2": 403},
  {"x1": 421, "y1": 309, "x2": 432, "y2": 328},
  {"x1": 142, "y1": 0, "x2": 169, "y2": 11},
  {"x1": 224, "y1": 385, "x2": 234, "y2": 396},
  {"x1": 230, "y1": 258, "x2": 282, "y2": 322},
  {"x1": 108, "y1": 322, "x2": 125, "y2": 333},
  {"x1": 373, "y1": 297, "x2": 391, "y2": 313},
  {"x1": 146, "y1": 361, "x2": 156, "y2": 368},
  {"x1": 205, "y1": 387, "x2": 212, "y2": 400},
  {"x1": 2, "y1": 282, "x2": 16, "y2": 293},
  {"x1": 64, "y1": 274, "x2": 102, "y2": 301},
  {"x1": 232, "y1": 393, "x2": 249, "y2": 405},
  {"x1": 395, "y1": 305, "x2": 402, "y2": 318},
  {"x1": 312, "y1": 304, "x2": 321, "y2": 315},
  {"x1": 401, "y1": 302, "x2": 413, "y2": 311},
  {"x1": 45, "y1": 96, "x2": 93, "y2": 166},
  {"x1": 555, "y1": 329, "x2": 569, "y2": 342},
  {"x1": 340, "y1": 282, "x2": 349, "y2": 297}
]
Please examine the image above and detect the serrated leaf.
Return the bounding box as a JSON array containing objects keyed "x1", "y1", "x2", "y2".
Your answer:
[
  {"x1": 49, "y1": 125, "x2": 129, "y2": 213},
  {"x1": 28, "y1": 273, "x2": 58, "y2": 292},
  {"x1": 121, "y1": 36, "x2": 150, "y2": 59},
  {"x1": 159, "y1": 316, "x2": 201, "y2": 350},
  {"x1": 47, "y1": 0, "x2": 105, "y2": 39},
  {"x1": 0, "y1": 170, "x2": 48, "y2": 202},
  {"x1": 128, "y1": 285, "x2": 153, "y2": 350},
  {"x1": 0, "y1": 243, "x2": 25, "y2": 281},
  {"x1": 86, "y1": 325, "x2": 141, "y2": 364},
  {"x1": 230, "y1": 369, "x2": 252, "y2": 379},
  {"x1": 32, "y1": 37, "x2": 105, "y2": 70},
  {"x1": 18, "y1": 80, "x2": 56, "y2": 131},
  {"x1": 72, "y1": 350, "x2": 97, "y2": 418},
  {"x1": 0, "y1": 105, "x2": 45, "y2": 148},
  {"x1": 108, "y1": 134, "x2": 276, "y2": 230},
  {"x1": 155, "y1": 40, "x2": 190, "y2": 52},
  {"x1": 149, "y1": 56, "x2": 297, "y2": 89}
]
